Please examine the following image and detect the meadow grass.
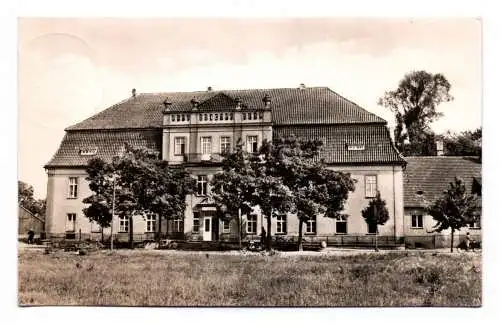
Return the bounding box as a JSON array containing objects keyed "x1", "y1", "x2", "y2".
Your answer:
[{"x1": 18, "y1": 249, "x2": 481, "y2": 307}]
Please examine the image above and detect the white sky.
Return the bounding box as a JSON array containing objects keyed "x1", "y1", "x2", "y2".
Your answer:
[{"x1": 18, "y1": 18, "x2": 482, "y2": 199}]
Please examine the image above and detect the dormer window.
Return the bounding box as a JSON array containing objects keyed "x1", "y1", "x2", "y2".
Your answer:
[
  {"x1": 346, "y1": 144, "x2": 365, "y2": 151},
  {"x1": 79, "y1": 148, "x2": 97, "y2": 156}
]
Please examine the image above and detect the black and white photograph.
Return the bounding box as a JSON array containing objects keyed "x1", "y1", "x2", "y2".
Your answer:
[{"x1": 16, "y1": 11, "x2": 485, "y2": 309}]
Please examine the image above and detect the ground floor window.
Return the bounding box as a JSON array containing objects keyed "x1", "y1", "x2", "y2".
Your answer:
[
  {"x1": 276, "y1": 214, "x2": 287, "y2": 234},
  {"x1": 193, "y1": 213, "x2": 200, "y2": 233},
  {"x1": 335, "y1": 215, "x2": 347, "y2": 234},
  {"x1": 65, "y1": 213, "x2": 76, "y2": 232},
  {"x1": 411, "y1": 214, "x2": 423, "y2": 229},
  {"x1": 119, "y1": 216, "x2": 129, "y2": 233},
  {"x1": 146, "y1": 214, "x2": 156, "y2": 232},
  {"x1": 247, "y1": 214, "x2": 257, "y2": 234},
  {"x1": 173, "y1": 218, "x2": 184, "y2": 233},
  {"x1": 305, "y1": 216, "x2": 316, "y2": 234},
  {"x1": 469, "y1": 219, "x2": 481, "y2": 229},
  {"x1": 222, "y1": 219, "x2": 231, "y2": 233}
]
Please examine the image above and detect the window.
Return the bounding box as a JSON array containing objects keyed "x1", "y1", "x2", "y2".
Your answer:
[
  {"x1": 276, "y1": 214, "x2": 287, "y2": 234},
  {"x1": 411, "y1": 214, "x2": 423, "y2": 229},
  {"x1": 79, "y1": 148, "x2": 97, "y2": 156},
  {"x1": 146, "y1": 215, "x2": 156, "y2": 232},
  {"x1": 204, "y1": 114, "x2": 208, "y2": 121},
  {"x1": 224, "y1": 113, "x2": 228, "y2": 120},
  {"x1": 171, "y1": 115, "x2": 175, "y2": 122},
  {"x1": 91, "y1": 222, "x2": 101, "y2": 233},
  {"x1": 365, "y1": 175, "x2": 377, "y2": 198},
  {"x1": 65, "y1": 213, "x2": 76, "y2": 232},
  {"x1": 335, "y1": 215, "x2": 347, "y2": 234},
  {"x1": 119, "y1": 216, "x2": 129, "y2": 232},
  {"x1": 173, "y1": 218, "x2": 184, "y2": 232},
  {"x1": 209, "y1": 114, "x2": 213, "y2": 121},
  {"x1": 181, "y1": 114, "x2": 185, "y2": 121},
  {"x1": 247, "y1": 214, "x2": 257, "y2": 234},
  {"x1": 469, "y1": 219, "x2": 481, "y2": 229},
  {"x1": 367, "y1": 223, "x2": 377, "y2": 234},
  {"x1": 222, "y1": 219, "x2": 230, "y2": 233},
  {"x1": 193, "y1": 213, "x2": 200, "y2": 233},
  {"x1": 220, "y1": 136, "x2": 231, "y2": 154},
  {"x1": 247, "y1": 136, "x2": 258, "y2": 153},
  {"x1": 259, "y1": 112, "x2": 263, "y2": 119},
  {"x1": 174, "y1": 137, "x2": 186, "y2": 156},
  {"x1": 199, "y1": 114, "x2": 202, "y2": 121},
  {"x1": 201, "y1": 137, "x2": 212, "y2": 155},
  {"x1": 229, "y1": 113, "x2": 234, "y2": 120},
  {"x1": 68, "y1": 177, "x2": 78, "y2": 198},
  {"x1": 242, "y1": 112, "x2": 247, "y2": 120},
  {"x1": 305, "y1": 216, "x2": 316, "y2": 234},
  {"x1": 215, "y1": 113, "x2": 219, "y2": 121},
  {"x1": 253, "y1": 112, "x2": 258, "y2": 120},
  {"x1": 197, "y1": 175, "x2": 208, "y2": 195}
]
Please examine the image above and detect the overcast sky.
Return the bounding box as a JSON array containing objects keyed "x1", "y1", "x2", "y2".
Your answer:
[{"x1": 18, "y1": 18, "x2": 482, "y2": 198}]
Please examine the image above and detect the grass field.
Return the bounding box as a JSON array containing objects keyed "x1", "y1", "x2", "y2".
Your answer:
[{"x1": 18, "y1": 249, "x2": 481, "y2": 307}]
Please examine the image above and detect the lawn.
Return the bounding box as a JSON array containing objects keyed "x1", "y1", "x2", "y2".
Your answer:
[{"x1": 18, "y1": 249, "x2": 481, "y2": 307}]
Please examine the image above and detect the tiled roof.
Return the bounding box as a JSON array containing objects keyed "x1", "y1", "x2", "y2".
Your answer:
[
  {"x1": 404, "y1": 156, "x2": 482, "y2": 208},
  {"x1": 273, "y1": 124, "x2": 405, "y2": 165},
  {"x1": 45, "y1": 130, "x2": 162, "y2": 168},
  {"x1": 66, "y1": 87, "x2": 386, "y2": 130}
]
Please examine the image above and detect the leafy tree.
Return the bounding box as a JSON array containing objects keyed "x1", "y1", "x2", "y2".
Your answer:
[
  {"x1": 83, "y1": 143, "x2": 195, "y2": 248},
  {"x1": 18, "y1": 181, "x2": 46, "y2": 218},
  {"x1": 443, "y1": 127, "x2": 482, "y2": 159},
  {"x1": 270, "y1": 137, "x2": 355, "y2": 250},
  {"x1": 211, "y1": 142, "x2": 256, "y2": 248},
  {"x1": 361, "y1": 191, "x2": 390, "y2": 251},
  {"x1": 426, "y1": 177, "x2": 481, "y2": 252},
  {"x1": 379, "y1": 71, "x2": 453, "y2": 152}
]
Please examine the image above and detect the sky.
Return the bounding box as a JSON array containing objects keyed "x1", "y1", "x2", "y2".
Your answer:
[{"x1": 18, "y1": 18, "x2": 482, "y2": 199}]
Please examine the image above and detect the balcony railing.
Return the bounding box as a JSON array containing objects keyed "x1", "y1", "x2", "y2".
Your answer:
[{"x1": 183, "y1": 153, "x2": 223, "y2": 164}]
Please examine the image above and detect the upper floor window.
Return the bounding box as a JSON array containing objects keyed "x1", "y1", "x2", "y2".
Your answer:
[
  {"x1": 365, "y1": 175, "x2": 377, "y2": 198},
  {"x1": 197, "y1": 175, "x2": 208, "y2": 196},
  {"x1": 220, "y1": 136, "x2": 231, "y2": 154},
  {"x1": 305, "y1": 216, "x2": 316, "y2": 234},
  {"x1": 276, "y1": 214, "x2": 287, "y2": 234},
  {"x1": 146, "y1": 215, "x2": 156, "y2": 232},
  {"x1": 201, "y1": 137, "x2": 212, "y2": 155},
  {"x1": 174, "y1": 137, "x2": 186, "y2": 156},
  {"x1": 68, "y1": 177, "x2": 78, "y2": 198},
  {"x1": 247, "y1": 136, "x2": 258, "y2": 153},
  {"x1": 411, "y1": 214, "x2": 423, "y2": 229}
]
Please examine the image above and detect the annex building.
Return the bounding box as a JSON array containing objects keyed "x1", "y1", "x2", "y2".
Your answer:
[{"x1": 45, "y1": 86, "x2": 408, "y2": 245}]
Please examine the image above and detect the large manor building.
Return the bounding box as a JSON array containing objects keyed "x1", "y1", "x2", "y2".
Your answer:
[{"x1": 46, "y1": 85, "x2": 467, "y2": 246}]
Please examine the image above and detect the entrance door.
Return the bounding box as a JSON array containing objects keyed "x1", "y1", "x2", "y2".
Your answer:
[{"x1": 203, "y1": 217, "x2": 212, "y2": 241}]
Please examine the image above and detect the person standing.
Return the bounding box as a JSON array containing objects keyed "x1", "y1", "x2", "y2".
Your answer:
[
  {"x1": 465, "y1": 232, "x2": 471, "y2": 252},
  {"x1": 27, "y1": 230, "x2": 35, "y2": 244}
]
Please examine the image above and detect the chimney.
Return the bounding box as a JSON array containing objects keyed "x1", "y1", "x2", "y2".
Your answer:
[
  {"x1": 235, "y1": 97, "x2": 242, "y2": 110},
  {"x1": 207, "y1": 86, "x2": 213, "y2": 92},
  {"x1": 163, "y1": 99, "x2": 172, "y2": 112},
  {"x1": 190, "y1": 98, "x2": 200, "y2": 110},
  {"x1": 299, "y1": 83, "x2": 306, "y2": 90},
  {"x1": 262, "y1": 94, "x2": 271, "y2": 109},
  {"x1": 436, "y1": 139, "x2": 444, "y2": 156},
  {"x1": 131, "y1": 88, "x2": 137, "y2": 98}
]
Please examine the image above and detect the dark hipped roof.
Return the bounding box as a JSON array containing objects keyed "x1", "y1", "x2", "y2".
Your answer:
[
  {"x1": 66, "y1": 87, "x2": 385, "y2": 130},
  {"x1": 404, "y1": 156, "x2": 482, "y2": 208},
  {"x1": 274, "y1": 124, "x2": 405, "y2": 165},
  {"x1": 45, "y1": 130, "x2": 162, "y2": 168}
]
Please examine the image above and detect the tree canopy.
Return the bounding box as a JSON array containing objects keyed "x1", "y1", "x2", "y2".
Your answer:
[
  {"x1": 379, "y1": 71, "x2": 453, "y2": 152},
  {"x1": 83, "y1": 143, "x2": 195, "y2": 246},
  {"x1": 18, "y1": 181, "x2": 46, "y2": 217},
  {"x1": 426, "y1": 177, "x2": 481, "y2": 252}
]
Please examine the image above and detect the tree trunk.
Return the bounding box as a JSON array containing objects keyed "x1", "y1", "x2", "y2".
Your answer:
[
  {"x1": 297, "y1": 219, "x2": 304, "y2": 251},
  {"x1": 450, "y1": 228, "x2": 455, "y2": 253},
  {"x1": 266, "y1": 214, "x2": 272, "y2": 251},
  {"x1": 237, "y1": 209, "x2": 241, "y2": 249},
  {"x1": 129, "y1": 214, "x2": 134, "y2": 249},
  {"x1": 101, "y1": 227, "x2": 104, "y2": 244},
  {"x1": 157, "y1": 215, "x2": 162, "y2": 243}
]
